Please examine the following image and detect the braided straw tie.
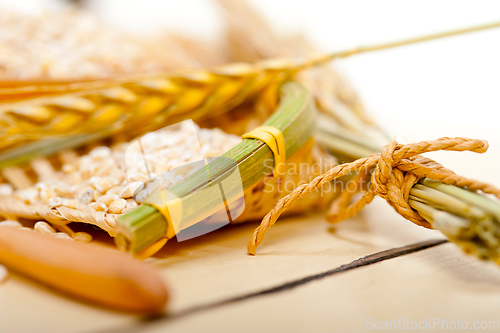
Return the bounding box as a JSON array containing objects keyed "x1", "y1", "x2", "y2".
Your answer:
[
  {"x1": 247, "y1": 137, "x2": 500, "y2": 254},
  {"x1": 0, "y1": 199, "x2": 117, "y2": 234}
]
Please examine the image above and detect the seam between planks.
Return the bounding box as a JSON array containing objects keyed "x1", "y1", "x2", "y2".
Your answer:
[{"x1": 95, "y1": 238, "x2": 448, "y2": 333}]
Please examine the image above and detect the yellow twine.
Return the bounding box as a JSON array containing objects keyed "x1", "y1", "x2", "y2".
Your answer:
[
  {"x1": 138, "y1": 190, "x2": 183, "y2": 258},
  {"x1": 242, "y1": 126, "x2": 286, "y2": 177}
]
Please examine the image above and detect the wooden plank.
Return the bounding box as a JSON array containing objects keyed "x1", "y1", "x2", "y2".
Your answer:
[
  {"x1": 129, "y1": 239, "x2": 447, "y2": 323},
  {"x1": 120, "y1": 242, "x2": 500, "y2": 333},
  {"x1": 0, "y1": 199, "x2": 446, "y2": 333}
]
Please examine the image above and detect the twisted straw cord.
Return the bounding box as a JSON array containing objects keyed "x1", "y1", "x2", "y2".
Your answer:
[
  {"x1": 326, "y1": 167, "x2": 371, "y2": 219},
  {"x1": 247, "y1": 137, "x2": 498, "y2": 254},
  {"x1": 396, "y1": 159, "x2": 500, "y2": 195}
]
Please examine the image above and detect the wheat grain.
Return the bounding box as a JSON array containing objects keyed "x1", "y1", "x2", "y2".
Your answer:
[
  {"x1": 108, "y1": 199, "x2": 127, "y2": 214},
  {"x1": 0, "y1": 184, "x2": 13, "y2": 196},
  {"x1": 89, "y1": 202, "x2": 107, "y2": 212},
  {"x1": 72, "y1": 232, "x2": 92, "y2": 243},
  {"x1": 0, "y1": 220, "x2": 22, "y2": 228},
  {"x1": 52, "y1": 233, "x2": 74, "y2": 241},
  {"x1": 119, "y1": 182, "x2": 143, "y2": 199},
  {"x1": 97, "y1": 194, "x2": 120, "y2": 207},
  {"x1": 34, "y1": 221, "x2": 56, "y2": 235},
  {"x1": 48, "y1": 197, "x2": 64, "y2": 208},
  {"x1": 15, "y1": 188, "x2": 39, "y2": 205},
  {"x1": 62, "y1": 199, "x2": 78, "y2": 209},
  {"x1": 0, "y1": 265, "x2": 7, "y2": 284}
]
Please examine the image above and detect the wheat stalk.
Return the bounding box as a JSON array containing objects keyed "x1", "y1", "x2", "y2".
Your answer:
[{"x1": 2, "y1": 20, "x2": 499, "y2": 158}]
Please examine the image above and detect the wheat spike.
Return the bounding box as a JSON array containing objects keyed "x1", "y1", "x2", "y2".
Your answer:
[
  {"x1": 0, "y1": 63, "x2": 295, "y2": 153},
  {"x1": 2, "y1": 15, "x2": 498, "y2": 155}
]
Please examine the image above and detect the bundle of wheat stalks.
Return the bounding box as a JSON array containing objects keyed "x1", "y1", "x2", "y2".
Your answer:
[{"x1": 0, "y1": 0, "x2": 500, "y2": 278}]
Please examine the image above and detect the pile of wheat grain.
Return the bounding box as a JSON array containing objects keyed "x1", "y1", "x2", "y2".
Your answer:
[
  {"x1": 0, "y1": 9, "x2": 174, "y2": 79},
  {"x1": 1, "y1": 124, "x2": 240, "y2": 215}
]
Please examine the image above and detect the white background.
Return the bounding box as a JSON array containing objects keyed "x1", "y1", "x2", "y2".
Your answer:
[{"x1": 2, "y1": 0, "x2": 500, "y2": 183}]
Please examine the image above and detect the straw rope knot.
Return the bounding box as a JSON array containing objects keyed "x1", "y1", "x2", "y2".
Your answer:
[{"x1": 247, "y1": 137, "x2": 498, "y2": 255}]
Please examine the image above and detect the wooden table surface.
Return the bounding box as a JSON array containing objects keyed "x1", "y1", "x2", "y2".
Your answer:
[
  {"x1": 1, "y1": 136, "x2": 500, "y2": 333},
  {"x1": 2, "y1": 186, "x2": 500, "y2": 332}
]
